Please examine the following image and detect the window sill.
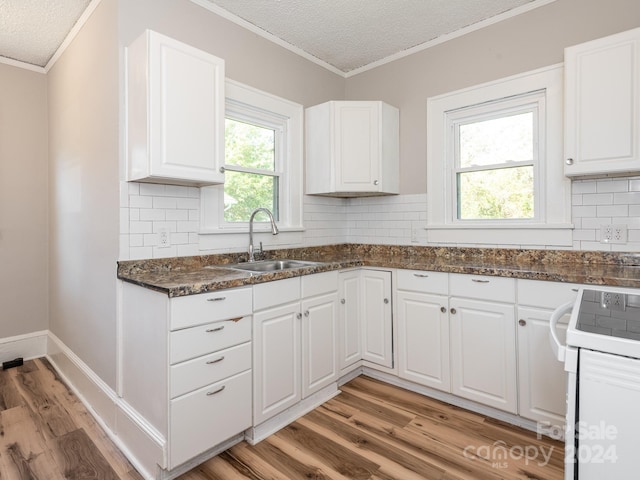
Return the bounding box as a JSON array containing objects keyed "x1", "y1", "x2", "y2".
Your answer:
[
  {"x1": 199, "y1": 225, "x2": 305, "y2": 235},
  {"x1": 426, "y1": 223, "x2": 574, "y2": 246}
]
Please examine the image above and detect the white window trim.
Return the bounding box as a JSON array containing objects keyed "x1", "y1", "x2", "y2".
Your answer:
[
  {"x1": 200, "y1": 79, "x2": 304, "y2": 242},
  {"x1": 426, "y1": 64, "x2": 573, "y2": 246}
]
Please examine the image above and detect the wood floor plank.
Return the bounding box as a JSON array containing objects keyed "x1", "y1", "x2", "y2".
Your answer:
[
  {"x1": 302, "y1": 406, "x2": 455, "y2": 480},
  {"x1": 275, "y1": 420, "x2": 380, "y2": 479},
  {"x1": 51, "y1": 428, "x2": 120, "y2": 480},
  {"x1": 31, "y1": 358, "x2": 139, "y2": 478},
  {"x1": 1, "y1": 361, "x2": 563, "y2": 480},
  {"x1": 0, "y1": 405, "x2": 63, "y2": 480}
]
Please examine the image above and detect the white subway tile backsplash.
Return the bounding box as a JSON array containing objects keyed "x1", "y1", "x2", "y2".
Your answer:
[
  {"x1": 120, "y1": 175, "x2": 640, "y2": 260},
  {"x1": 129, "y1": 195, "x2": 153, "y2": 209}
]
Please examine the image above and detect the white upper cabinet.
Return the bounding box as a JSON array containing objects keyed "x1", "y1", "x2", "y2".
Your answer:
[
  {"x1": 126, "y1": 30, "x2": 225, "y2": 186},
  {"x1": 305, "y1": 101, "x2": 399, "y2": 197},
  {"x1": 564, "y1": 27, "x2": 640, "y2": 177}
]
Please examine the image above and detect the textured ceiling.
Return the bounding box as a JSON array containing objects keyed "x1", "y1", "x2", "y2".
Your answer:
[
  {"x1": 0, "y1": 0, "x2": 91, "y2": 68},
  {"x1": 198, "y1": 0, "x2": 539, "y2": 73},
  {"x1": 0, "y1": 0, "x2": 545, "y2": 73}
]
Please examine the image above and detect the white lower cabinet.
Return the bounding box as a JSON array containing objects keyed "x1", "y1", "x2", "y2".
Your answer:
[
  {"x1": 338, "y1": 269, "x2": 393, "y2": 371},
  {"x1": 121, "y1": 283, "x2": 253, "y2": 473},
  {"x1": 397, "y1": 269, "x2": 450, "y2": 391},
  {"x1": 253, "y1": 301, "x2": 301, "y2": 425},
  {"x1": 338, "y1": 270, "x2": 362, "y2": 372},
  {"x1": 253, "y1": 272, "x2": 339, "y2": 426},
  {"x1": 397, "y1": 290, "x2": 450, "y2": 391},
  {"x1": 301, "y1": 291, "x2": 339, "y2": 398},
  {"x1": 517, "y1": 279, "x2": 578, "y2": 427},
  {"x1": 450, "y1": 296, "x2": 517, "y2": 413},
  {"x1": 361, "y1": 269, "x2": 393, "y2": 368}
]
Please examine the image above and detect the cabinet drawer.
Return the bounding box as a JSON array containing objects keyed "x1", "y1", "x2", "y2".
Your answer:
[
  {"x1": 254, "y1": 277, "x2": 300, "y2": 311},
  {"x1": 170, "y1": 287, "x2": 252, "y2": 330},
  {"x1": 170, "y1": 317, "x2": 251, "y2": 364},
  {"x1": 397, "y1": 269, "x2": 448, "y2": 295},
  {"x1": 517, "y1": 279, "x2": 581, "y2": 309},
  {"x1": 450, "y1": 273, "x2": 515, "y2": 303},
  {"x1": 169, "y1": 370, "x2": 251, "y2": 469},
  {"x1": 301, "y1": 271, "x2": 339, "y2": 298},
  {"x1": 170, "y1": 342, "x2": 251, "y2": 399}
]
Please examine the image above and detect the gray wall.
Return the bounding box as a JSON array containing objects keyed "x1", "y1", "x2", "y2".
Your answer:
[
  {"x1": 48, "y1": 0, "x2": 120, "y2": 386},
  {"x1": 345, "y1": 0, "x2": 640, "y2": 194},
  {"x1": 0, "y1": 63, "x2": 49, "y2": 338}
]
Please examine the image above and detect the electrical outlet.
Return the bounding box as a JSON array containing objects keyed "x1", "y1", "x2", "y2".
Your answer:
[
  {"x1": 601, "y1": 291, "x2": 626, "y2": 311},
  {"x1": 158, "y1": 228, "x2": 170, "y2": 248},
  {"x1": 600, "y1": 224, "x2": 628, "y2": 244},
  {"x1": 612, "y1": 225, "x2": 627, "y2": 244}
]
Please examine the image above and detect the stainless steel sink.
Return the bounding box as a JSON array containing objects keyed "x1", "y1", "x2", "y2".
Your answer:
[{"x1": 224, "y1": 259, "x2": 323, "y2": 273}]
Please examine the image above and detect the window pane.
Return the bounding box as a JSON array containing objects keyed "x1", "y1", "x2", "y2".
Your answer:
[
  {"x1": 225, "y1": 118, "x2": 275, "y2": 171},
  {"x1": 224, "y1": 170, "x2": 279, "y2": 222},
  {"x1": 459, "y1": 112, "x2": 533, "y2": 167},
  {"x1": 457, "y1": 166, "x2": 533, "y2": 220}
]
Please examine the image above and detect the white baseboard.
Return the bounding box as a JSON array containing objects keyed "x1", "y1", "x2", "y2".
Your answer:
[
  {"x1": 0, "y1": 330, "x2": 47, "y2": 364},
  {"x1": 361, "y1": 368, "x2": 540, "y2": 433},
  {"x1": 46, "y1": 332, "x2": 164, "y2": 480}
]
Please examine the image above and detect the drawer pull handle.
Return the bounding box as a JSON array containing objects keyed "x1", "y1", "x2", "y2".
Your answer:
[
  {"x1": 206, "y1": 326, "x2": 225, "y2": 333},
  {"x1": 206, "y1": 386, "x2": 225, "y2": 396},
  {"x1": 206, "y1": 356, "x2": 225, "y2": 365},
  {"x1": 572, "y1": 288, "x2": 578, "y2": 292},
  {"x1": 413, "y1": 273, "x2": 429, "y2": 278},
  {"x1": 472, "y1": 279, "x2": 490, "y2": 283},
  {"x1": 207, "y1": 296, "x2": 227, "y2": 302}
]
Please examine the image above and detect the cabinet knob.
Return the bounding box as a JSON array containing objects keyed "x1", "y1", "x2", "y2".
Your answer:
[
  {"x1": 384, "y1": 298, "x2": 389, "y2": 304},
  {"x1": 304, "y1": 310, "x2": 310, "y2": 317},
  {"x1": 296, "y1": 313, "x2": 302, "y2": 320},
  {"x1": 450, "y1": 308, "x2": 457, "y2": 314},
  {"x1": 565, "y1": 158, "x2": 574, "y2": 165},
  {"x1": 219, "y1": 166, "x2": 226, "y2": 173},
  {"x1": 519, "y1": 319, "x2": 527, "y2": 327},
  {"x1": 373, "y1": 180, "x2": 379, "y2": 186},
  {"x1": 440, "y1": 306, "x2": 446, "y2": 313},
  {"x1": 341, "y1": 298, "x2": 346, "y2": 304}
]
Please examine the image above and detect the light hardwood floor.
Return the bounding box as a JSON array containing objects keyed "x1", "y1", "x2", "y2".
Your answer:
[{"x1": 0, "y1": 358, "x2": 564, "y2": 480}]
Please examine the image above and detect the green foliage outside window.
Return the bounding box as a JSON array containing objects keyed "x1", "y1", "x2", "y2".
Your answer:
[{"x1": 224, "y1": 119, "x2": 278, "y2": 222}]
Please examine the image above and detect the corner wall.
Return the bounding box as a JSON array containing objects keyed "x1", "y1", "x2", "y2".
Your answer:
[{"x1": 47, "y1": 0, "x2": 120, "y2": 388}]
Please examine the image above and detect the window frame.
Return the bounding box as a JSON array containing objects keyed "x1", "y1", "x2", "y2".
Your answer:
[
  {"x1": 426, "y1": 64, "x2": 572, "y2": 246},
  {"x1": 200, "y1": 79, "x2": 303, "y2": 240},
  {"x1": 448, "y1": 91, "x2": 543, "y2": 224}
]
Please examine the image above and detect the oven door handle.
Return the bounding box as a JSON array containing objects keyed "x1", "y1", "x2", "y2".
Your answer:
[{"x1": 549, "y1": 301, "x2": 573, "y2": 362}]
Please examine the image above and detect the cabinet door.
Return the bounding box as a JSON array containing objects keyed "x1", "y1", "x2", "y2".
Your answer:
[
  {"x1": 338, "y1": 271, "x2": 362, "y2": 371},
  {"x1": 334, "y1": 102, "x2": 380, "y2": 192},
  {"x1": 301, "y1": 292, "x2": 338, "y2": 398},
  {"x1": 127, "y1": 30, "x2": 225, "y2": 185},
  {"x1": 450, "y1": 297, "x2": 517, "y2": 413},
  {"x1": 517, "y1": 307, "x2": 568, "y2": 427},
  {"x1": 253, "y1": 303, "x2": 301, "y2": 425},
  {"x1": 397, "y1": 291, "x2": 450, "y2": 392},
  {"x1": 565, "y1": 27, "x2": 640, "y2": 176},
  {"x1": 361, "y1": 270, "x2": 393, "y2": 368}
]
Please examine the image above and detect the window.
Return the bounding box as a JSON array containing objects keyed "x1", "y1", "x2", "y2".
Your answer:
[
  {"x1": 223, "y1": 114, "x2": 281, "y2": 223},
  {"x1": 450, "y1": 93, "x2": 541, "y2": 222},
  {"x1": 200, "y1": 80, "x2": 303, "y2": 243},
  {"x1": 427, "y1": 65, "x2": 571, "y2": 246}
]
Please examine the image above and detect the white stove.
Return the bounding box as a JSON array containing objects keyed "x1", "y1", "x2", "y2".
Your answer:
[{"x1": 550, "y1": 285, "x2": 640, "y2": 480}]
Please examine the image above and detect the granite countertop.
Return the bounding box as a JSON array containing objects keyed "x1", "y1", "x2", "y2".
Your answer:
[{"x1": 117, "y1": 244, "x2": 640, "y2": 297}]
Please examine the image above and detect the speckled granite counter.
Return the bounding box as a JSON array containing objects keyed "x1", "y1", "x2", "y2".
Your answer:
[{"x1": 117, "y1": 244, "x2": 640, "y2": 297}]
